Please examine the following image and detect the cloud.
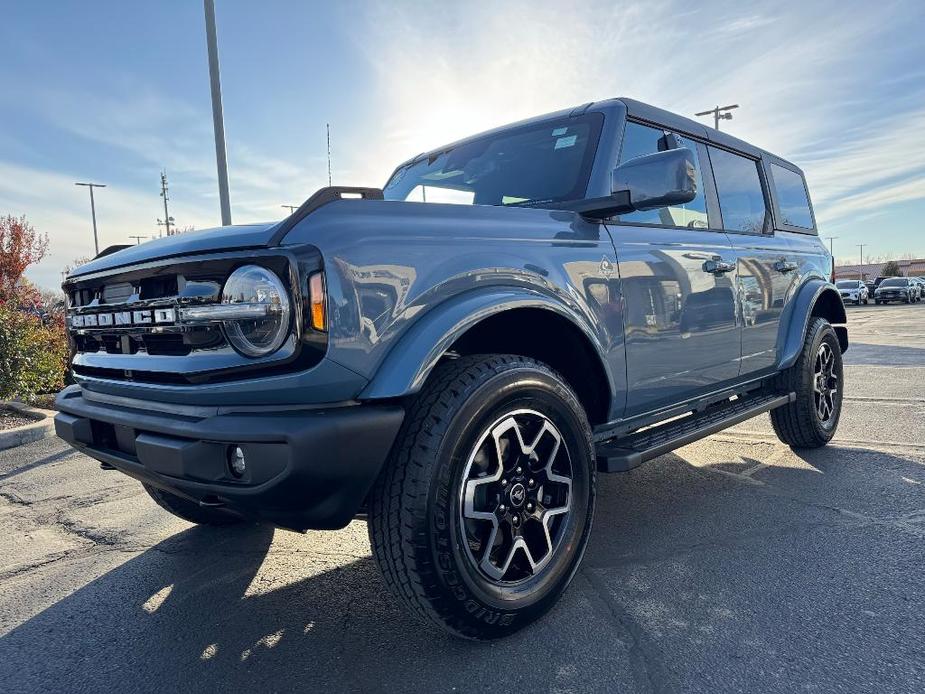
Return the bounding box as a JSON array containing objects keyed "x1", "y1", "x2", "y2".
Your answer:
[
  {"x1": 9, "y1": 0, "x2": 925, "y2": 292},
  {"x1": 353, "y1": 0, "x2": 925, "y2": 234}
]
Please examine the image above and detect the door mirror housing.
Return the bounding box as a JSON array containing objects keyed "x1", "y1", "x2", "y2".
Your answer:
[{"x1": 575, "y1": 147, "x2": 698, "y2": 220}]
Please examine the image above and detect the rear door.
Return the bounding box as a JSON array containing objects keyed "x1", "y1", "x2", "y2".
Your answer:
[
  {"x1": 707, "y1": 146, "x2": 796, "y2": 377},
  {"x1": 607, "y1": 121, "x2": 739, "y2": 418}
]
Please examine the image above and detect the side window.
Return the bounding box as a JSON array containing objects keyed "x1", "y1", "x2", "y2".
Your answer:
[
  {"x1": 617, "y1": 121, "x2": 708, "y2": 229},
  {"x1": 770, "y1": 163, "x2": 814, "y2": 229},
  {"x1": 709, "y1": 147, "x2": 768, "y2": 233}
]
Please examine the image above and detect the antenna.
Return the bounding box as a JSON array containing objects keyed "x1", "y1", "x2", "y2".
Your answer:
[{"x1": 326, "y1": 122, "x2": 332, "y2": 187}]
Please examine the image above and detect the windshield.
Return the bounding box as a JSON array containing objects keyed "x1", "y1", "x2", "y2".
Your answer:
[
  {"x1": 880, "y1": 278, "x2": 907, "y2": 287},
  {"x1": 383, "y1": 113, "x2": 603, "y2": 208},
  {"x1": 835, "y1": 281, "x2": 858, "y2": 288}
]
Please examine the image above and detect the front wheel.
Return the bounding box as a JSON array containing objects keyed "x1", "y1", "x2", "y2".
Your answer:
[
  {"x1": 771, "y1": 317, "x2": 843, "y2": 448},
  {"x1": 368, "y1": 355, "x2": 595, "y2": 639}
]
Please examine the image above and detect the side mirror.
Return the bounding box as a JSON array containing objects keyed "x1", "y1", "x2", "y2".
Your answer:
[
  {"x1": 612, "y1": 147, "x2": 697, "y2": 211},
  {"x1": 575, "y1": 147, "x2": 698, "y2": 220}
]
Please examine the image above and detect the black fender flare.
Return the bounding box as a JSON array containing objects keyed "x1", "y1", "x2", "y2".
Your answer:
[
  {"x1": 777, "y1": 279, "x2": 847, "y2": 370},
  {"x1": 359, "y1": 287, "x2": 616, "y2": 402}
]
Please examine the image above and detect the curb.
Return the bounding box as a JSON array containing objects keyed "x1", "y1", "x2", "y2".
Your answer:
[{"x1": 0, "y1": 401, "x2": 56, "y2": 451}]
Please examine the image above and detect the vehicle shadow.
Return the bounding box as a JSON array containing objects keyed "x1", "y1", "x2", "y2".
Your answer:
[{"x1": 2, "y1": 441, "x2": 923, "y2": 693}]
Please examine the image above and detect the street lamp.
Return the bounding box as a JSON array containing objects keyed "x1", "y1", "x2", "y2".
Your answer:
[
  {"x1": 75, "y1": 182, "x2": 106, "y2": 255},
  {"x1": 695, "y1": 104, "x2": 740, "y2": 131}
]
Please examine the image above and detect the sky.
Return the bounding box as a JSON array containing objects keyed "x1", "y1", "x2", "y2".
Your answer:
[{"x1": 2, "y1": 0, "x2": 924, "y2": 290}]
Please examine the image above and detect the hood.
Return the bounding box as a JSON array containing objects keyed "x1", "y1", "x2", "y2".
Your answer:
[{"x1": 69, "y1": 221, "x2": 282, "y2": 278}]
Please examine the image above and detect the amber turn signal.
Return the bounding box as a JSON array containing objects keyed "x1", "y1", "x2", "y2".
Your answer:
[{"x1": 309, "y1": 272, "x2": 326, "y2": 331}]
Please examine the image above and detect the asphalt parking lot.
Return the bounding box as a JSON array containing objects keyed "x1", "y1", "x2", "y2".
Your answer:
[{"x1": 1, "y1": 303, "x2": 923, "y2": 694}]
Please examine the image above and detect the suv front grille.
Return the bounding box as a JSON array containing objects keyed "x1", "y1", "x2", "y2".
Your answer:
[{"x1": 63, "y1": 251, "x2": 301, "y2": 384}]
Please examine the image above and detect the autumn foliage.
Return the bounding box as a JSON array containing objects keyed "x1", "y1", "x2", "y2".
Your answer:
[
  {"x1": 0, "y1": 214, "x2": 69, "y2": 399},
  {"x1": 0, "y1": 214, "x2": 49, "y2": 304}
]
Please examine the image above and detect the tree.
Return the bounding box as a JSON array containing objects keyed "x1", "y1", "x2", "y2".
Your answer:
[
  {"x1": 881, "y1": 260, "x2": 903, "y2": 277},
  {"x1": 0, "y1": 215, "x2": 48, "y2": 303},
  {"x1": 64, "y1": 256, "x2": 91, "y2": 276}
]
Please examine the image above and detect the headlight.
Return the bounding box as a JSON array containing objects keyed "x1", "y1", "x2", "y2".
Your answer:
[{"x1": 220, "y1": 265, "x2": 291, "y2": 357}]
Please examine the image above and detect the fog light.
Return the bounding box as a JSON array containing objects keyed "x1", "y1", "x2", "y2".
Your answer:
[{"x1": 229, "y1": 446, "x2": 246, "y2": 477}]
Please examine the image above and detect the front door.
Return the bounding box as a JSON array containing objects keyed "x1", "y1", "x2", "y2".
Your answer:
[{"x1": 606, "y1": 122, "x2": 740, "y2": 418}]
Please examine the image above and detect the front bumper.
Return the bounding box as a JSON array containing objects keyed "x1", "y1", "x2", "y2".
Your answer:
[{"x1": 54, "y1": 386, "x2": 404, "y2": 531}]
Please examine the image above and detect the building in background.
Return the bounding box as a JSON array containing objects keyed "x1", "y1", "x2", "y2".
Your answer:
[{"x1": 834, "y1": 258, "x2": 925, "y2": 280}]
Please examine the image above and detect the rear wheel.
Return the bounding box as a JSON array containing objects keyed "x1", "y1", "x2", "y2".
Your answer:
[
  {"x1": 771, "y1": 317, "x2": 843, "y2": 448},
  {"x1": 143, "y1": 483, "x2": 244, "y2": 526},
  {"x1": 368, "y1": 355, "x2": 595, "y2": 639}
]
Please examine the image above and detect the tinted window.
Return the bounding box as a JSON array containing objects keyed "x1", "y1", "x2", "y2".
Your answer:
[
  {"x1": 709, "y1": 147, "x2": 768, "y2": 233},
  {"x1": 383, "y1": 114, "x2": 603, "y2": 207},
  {"x1": 835, "y1": 281, "x2": 859, "y2": 288},
  {"x1": 617, "y1": 121, "x2": 708, "y2": 229},
  {"x1": 880, "y1": 278, "x2": 908, "y2": 287},
  {"x1": 771, "y1": 163, "x2": 814, "y2": 229}
]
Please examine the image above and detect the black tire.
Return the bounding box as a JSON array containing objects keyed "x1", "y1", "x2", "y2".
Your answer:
[
  {"x1": 771, "y1": 317, "x2": 843, "y2": 448},
  {"x1": 143, "y1": 483, "x2": 244, "y2": 526},
  {"x1": 368, "y1": 354, "x2": 595, "y2": 640}
]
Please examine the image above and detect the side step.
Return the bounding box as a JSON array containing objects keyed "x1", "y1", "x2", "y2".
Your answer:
[{"x1": 595, "y1": 391, "x2": 795, "y2": 472}]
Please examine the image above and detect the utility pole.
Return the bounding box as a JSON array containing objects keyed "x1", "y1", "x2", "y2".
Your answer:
[
  {"x1": 695, "y1": 104, "x2": 739, "y2": 131},
  {"x1": 157, "y1": 171, "x2": 175, "y2": 237},
  {"x1": 824, "y1": 235, "x2": 837, "y2": 256},
  {"x1": 75, "y1": 182, "x2": 106, "y2": 255},
  {"x1": 129, "y1": 235, "x2": 149, "y2": 245},
  {"x1": 281, "y1": 204, "x2": 298, "y2": 215},
  {"x1": 204, "y1": 0, "x2": 232, "y2": 225},
  {"x1": 326, "y1": 122, "x2": 333, "y2": 187},
  {"x1": 857, "y1": 243, "x2": 866, "y2": 282}
]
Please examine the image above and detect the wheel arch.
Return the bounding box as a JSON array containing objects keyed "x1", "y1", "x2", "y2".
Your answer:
[
  {"x1": 778, "y1": 280, "x2": 848, "y2": 370},
  {"x1": 359, "y1": 289, "x2": 615, "y2": 425}
]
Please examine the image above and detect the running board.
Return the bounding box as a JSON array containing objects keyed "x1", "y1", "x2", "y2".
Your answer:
[{"x1": 595, "y1": 391, "x2": 795, "y2": 472}]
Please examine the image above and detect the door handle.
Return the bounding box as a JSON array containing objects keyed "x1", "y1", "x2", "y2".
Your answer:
[
  {"x1": 702, "y1": 259, "x2": 735, "y2": 275},
  {"x1": 774, "y1": 259, "x2": 798, "y2": 273}
]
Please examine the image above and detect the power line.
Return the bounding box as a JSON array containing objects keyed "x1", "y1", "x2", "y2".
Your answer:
[
  {"x1": 157, "y1": 171, "x2": 175, "y2": 237},
  {"x1": 694, "y1": 104, "x2": 739, "y2": 131},
  {"x1": 75, "y1": 182, "x2": 106, "y2": 255}
]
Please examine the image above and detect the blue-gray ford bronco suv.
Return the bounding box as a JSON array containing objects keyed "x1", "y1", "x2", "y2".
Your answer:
[{"x1": 55, "y1": 98, "x2": 847, "y2": 639}]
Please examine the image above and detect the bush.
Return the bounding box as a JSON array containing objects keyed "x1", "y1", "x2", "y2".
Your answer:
[{"x1": 0, "y1": 301, "x2": 68, "y2": 400}]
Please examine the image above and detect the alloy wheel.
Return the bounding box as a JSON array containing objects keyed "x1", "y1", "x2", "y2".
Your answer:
[
  {"x1": 458, "y1": 409, "x2": 572, "y2": 583},
  {"x1": 813, "y1": 342, "x2": 838, "y2": 423}
]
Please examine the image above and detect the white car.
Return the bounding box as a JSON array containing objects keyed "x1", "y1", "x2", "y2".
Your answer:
[{"x1": 836, "y1": 279, "x2": 869, "y2": 305}]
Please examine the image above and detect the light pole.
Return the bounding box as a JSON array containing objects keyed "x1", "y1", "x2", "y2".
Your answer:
[
  {"x1": 75, "y1": 182, "x2": 106, "y2": 255},
  {"x1": 823, "y1": 235, "x2": 837, "y2": 256},
  {"x1": 281, "y1": 204, "x2": 298, "y2": 215},
  {"x1": 857, "y1": 244, "x2": 866, "y2": 282},
  {"x1": 695, "y1": 104, "x2": 739, "y2": 131},
  {"x1": 204, "y1": 0, "x2": 232, "y2": 225},
  {"x1": 129, "y1": 235, "x2": 149, "y2": 245}
]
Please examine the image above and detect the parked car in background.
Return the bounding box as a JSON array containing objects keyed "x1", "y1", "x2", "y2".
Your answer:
[
  {"x1": 864, "y1": 280, "x2": 877, "y2": 297},
  {"x1": 874, "y1": 277, "x2": 916, "y2": 304},
  {"x1": 836, "y1": 279, "x2": 868, "y2": 305},
  {"x1": 910, "y1": 277, "x2": 925, "y2": 300}
]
